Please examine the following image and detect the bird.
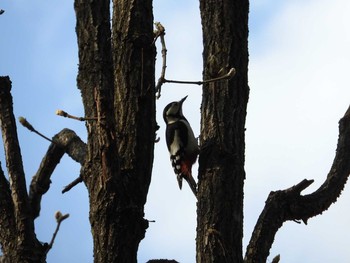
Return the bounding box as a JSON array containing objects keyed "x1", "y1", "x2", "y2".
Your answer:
[{"x1": 163, "y1": 96, "x2": 199, "y2": 197}]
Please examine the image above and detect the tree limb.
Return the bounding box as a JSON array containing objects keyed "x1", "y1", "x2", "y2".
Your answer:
[
  {"x1": 0, "y1": 76, "x2": 35, "y2": 246},
  {"x1": 29, "y1": 128, "x2": 86, "y2": 219},
  {"x1": 245, "y1": 105, "x2": 350, "y2": 262}
]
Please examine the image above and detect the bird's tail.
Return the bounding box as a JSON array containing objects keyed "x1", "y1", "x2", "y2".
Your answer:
[
  {"x1": 184, "y1": 172, "x2": 197, "y2": 198},
  {"x1": 177, "y1": 174, "x2": 183, "y2": 190}
]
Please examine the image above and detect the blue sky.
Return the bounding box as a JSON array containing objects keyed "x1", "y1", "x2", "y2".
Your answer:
[{"x1": 1, "y1": 0, "x2": 350, "y2": 262}]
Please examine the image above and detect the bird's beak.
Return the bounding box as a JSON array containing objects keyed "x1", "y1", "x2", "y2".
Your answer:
[{"x1": 179, "y1": 95, "x2": 188, "y2": 105}]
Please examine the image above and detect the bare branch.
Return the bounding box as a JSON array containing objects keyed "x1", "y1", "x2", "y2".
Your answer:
[
  {"x1": 45, "y1": 211, "x2": 69, "y2": 255},
  {"x1": 153, "y1": 22, "x2": 236, "y2": 99},
  {"x1": 29, "y1": 140, "x2": 64, "y2": 219},
  {"x1": 62, "y1": 176, "x2": 83, "y2": 194},
  {"x1": 18, "y1": 116, "x2": 54, "y2": 143},
  {"x1": 29, "y1": 129, "x2": 86, "y2": 219},
  {"x1": 154, "y1": 22, "x2": 167, "y2": 99},
  {"x1": 164, "y1": 67, "x2": 236, "y2": 85},
  {"x1": 56, "y1": 109, "x2": 99, "y2": 121},
  {"x1": 245, "y1": 105, "x2": 350, "y2": 262}
]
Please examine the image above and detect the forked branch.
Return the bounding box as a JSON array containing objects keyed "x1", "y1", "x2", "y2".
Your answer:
[
  {"x1": 245, "y1": 105, "x2": 350, "y2": 262},
  {"x1": 153, "y1": 22, "x2": 236, "y2": 99}
]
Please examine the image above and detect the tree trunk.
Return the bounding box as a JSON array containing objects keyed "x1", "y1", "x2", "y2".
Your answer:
[
  {"x1": 197, "y1": 1, "x2": 249, "y2": 262},
  {"x1": 74, "y1": 0, "x2": 155, "y2": 262}
]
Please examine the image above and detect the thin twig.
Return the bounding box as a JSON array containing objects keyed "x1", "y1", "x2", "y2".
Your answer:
[
  {"x1": 154, "y1": 22, "x2": 166, "y2": 99},
  {"x1": 56, "y1": 109, "x2": 98, "y2": 121},
  {"x1": 164, "y1": 68, "x2": 236, "y2": 85},
  {"x1": 18, "y1": 117, "x2": 54, "y2": 143},
  {"x1": 46, "y1": 211, "x2": 69, "y2": 254},
  {"x1": 152, "y1": 21, "x2": 165, "y2": 44},
  {"x1": 153, "y1": 22, "x2": 236, "y2": 98}
]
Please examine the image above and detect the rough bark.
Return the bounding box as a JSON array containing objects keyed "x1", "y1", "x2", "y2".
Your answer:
[
  {"x1": 111, "y1": 0, "x2": 156, "y2": 260},
  {"x1": 197, "y1": 1, "x2": 249, "y2": 263},
  {"x1": 112, "y1": 0, "x2": 156, "y2": 204},
  {"x1": 0, "y1": 76, "x2": 45, "y2": 262},
  {"x1": 0, "y1": 160, "x2": 17, "y2": 263},
  {"x1": 244, "y1": 106, "x2": 350, "y2": 262},
  {"x1": 74, "y1": 0, "x2": 155, "y2": 262}
]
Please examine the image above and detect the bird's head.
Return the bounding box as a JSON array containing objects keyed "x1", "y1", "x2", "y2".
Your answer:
[{"x1": 163, "y1": 96, "x2": 188, "y2": 124}]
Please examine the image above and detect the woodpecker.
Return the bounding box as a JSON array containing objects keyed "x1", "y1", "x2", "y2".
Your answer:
[{"x1": 163, "y1": 96, "x2": 199, "y2": 197}]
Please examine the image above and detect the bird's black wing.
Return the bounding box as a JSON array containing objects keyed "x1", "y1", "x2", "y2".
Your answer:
[{"x1": 165, "y1": 121, "x2": 188, "y2": 152}]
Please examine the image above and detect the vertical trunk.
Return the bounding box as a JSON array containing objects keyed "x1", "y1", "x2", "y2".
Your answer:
[
  {"x1": 197, "y1": 1, "x2": 249, "y2": 262},
  {"x1": 112, "y1": 0, "x2": 156, "y2": 206},
  {"x1": 74, "y1": 0, "x2": 155, "y2": 262},
  {"x1": 74, "y1": 1, "x2": 119, "y2": 261},
  {"x1": 111, "y1": 0, "x2": 156, "y2": 261}
]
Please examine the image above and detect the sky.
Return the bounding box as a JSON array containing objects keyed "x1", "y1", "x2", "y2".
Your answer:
[{"x1": 1, "y1": 0, "x2": 350, "y2": 262}]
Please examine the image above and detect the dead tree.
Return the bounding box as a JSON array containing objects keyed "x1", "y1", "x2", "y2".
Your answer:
[{"x1": 0, "y1": 1, "x2": 349, "y2": 262}]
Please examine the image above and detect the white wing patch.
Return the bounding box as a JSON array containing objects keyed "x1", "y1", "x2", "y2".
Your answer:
[{"x1": 169, "y1": 130, "x2": 182, "y2": 156}]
